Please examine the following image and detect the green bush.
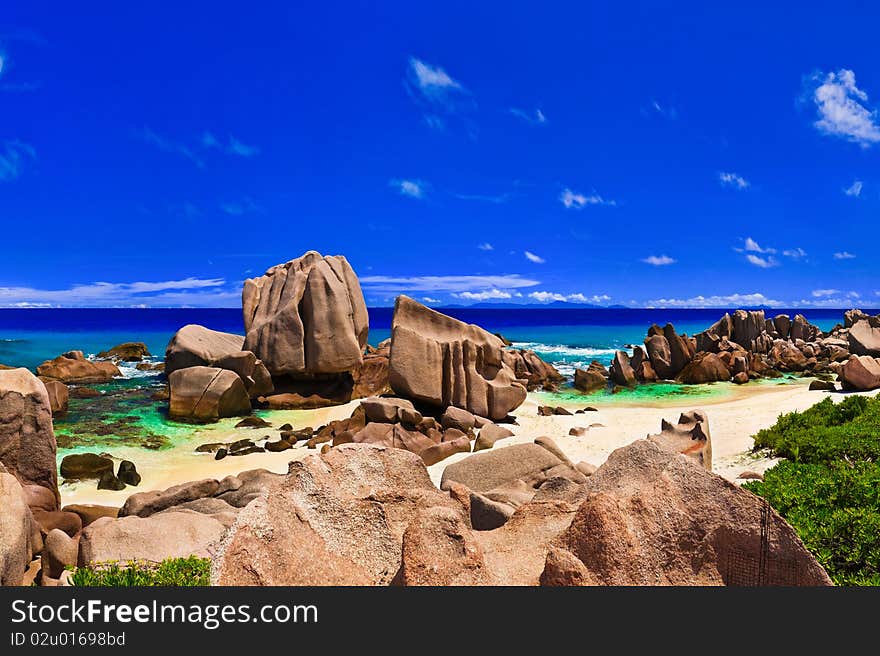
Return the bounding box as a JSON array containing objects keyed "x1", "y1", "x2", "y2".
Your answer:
[
  {"x1": 744, "y1": 461, "x2": 880, "y2": 586},
  {"x1": 746, "y1": 394, "x2": 880, "y2": 586},
  {"x1": 70, "y1": 557, "x2": 211, "y2": 587},
  {"x1": 752, "y1": 395, "x2": 879, "y2": 463}
]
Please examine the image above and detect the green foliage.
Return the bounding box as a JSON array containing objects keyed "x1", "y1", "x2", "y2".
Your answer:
[
  {"x1": 752, "y1": 395, "x2": 878, "y2": 463},
  {"x1": 70, "y1": 557, "x2": 211, "y2": 587},
  {"x1": 747, "y1": 394, "x2": 880, "y2": 586},
  {"x1": 744, "y1": 461, "x2": 880, "y2": 586}
]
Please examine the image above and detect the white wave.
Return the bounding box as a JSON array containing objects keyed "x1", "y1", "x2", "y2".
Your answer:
[
  {"x1": 511, "y1": 342, "x2": 618, "y2": 358},
  {"x1": 86, "y1": 354, "x2": 163, "y2": 380}
]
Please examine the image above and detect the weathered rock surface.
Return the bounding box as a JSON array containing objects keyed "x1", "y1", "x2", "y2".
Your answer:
[
  {"x1": 168, "y1": 366, "x2": 251, "y2": 422},
  {"x1": 0, "y1": 368, "x2": 59, "y2": 507},
  {"x1": 120, "y1": 478, "x2": 222, "y2": 518},
  {"x1": 0, "y1": 471, "x2": 33, "y2": 585},
  {"x1": 474, "y1": 423, "x2": 515, "y2": 451},
  {"x1": 242, "y1": 251, "x2": 369, "y2": 377},
  {"x1": 211, "y1": 444, "x2": 465, "y2": 585},
  {"x1": 647, "y1": 409, "x2": 712, "y2": 470},
  {"x1": 609, "y1": 351, "x2": 636, "y2": 387},
  {"x1": 388, "y1": 296, "x2": 526, "y2": 421},
  {"x1": 573, "y1": 361, "x2": 608, "y2": 393},
  {"x1": 97, "y1": 342, "x2": 151, "y2": 362},
  {"x1": 78, "y1": 511, "x2": 226, "y2": 565},
  {"x1": 676, "y1": 352, "x2": 730, "y2": 384},
  {"x1": 42, "y1": 529, "x2": 78, "y2": 579},
  {"x1": 36, "y1": 353, "x2": 120, "y2": 384},
  {"x1": 42, "y1": 380, "x2": 69, "y2": 416},
  {"x1": 502, "y1": 349, "x2": 565, "y2": 391},
  {"x1": 60, "y1": 453, "x2": 114, "y2": 481},
  {"x1": 165, "y1": 325, "x2": 273, "y2": 398},
  {"x1": 839, "y1": 355, "x2": 880, "y2": 391},
  {"x1": 541, "y1": 440, "x2": 832, "y2": 585},
  {"x1": 848, "y1": 320, "x2": 880, "y2": 357}
]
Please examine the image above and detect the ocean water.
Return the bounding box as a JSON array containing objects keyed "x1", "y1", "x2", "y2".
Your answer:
[{"x1": 0, "y1": 306, "x2": 857, "y2": 374}]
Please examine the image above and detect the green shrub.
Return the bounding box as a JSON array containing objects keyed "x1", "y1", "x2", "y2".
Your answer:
[
  {"x1": 752, "y1": 395, "x2": 879, "y2": 463},
  {"x1": 70, "y1": 557, "x2": 211, "y2": 587},
  {"x1": 744, "y1": 461, "x2": 880, "y2": 586}
]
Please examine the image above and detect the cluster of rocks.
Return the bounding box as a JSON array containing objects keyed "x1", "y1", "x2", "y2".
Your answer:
[
  {"x1": 59, "y1": 452, "x2": 141, "y2": 491},
  {"x1": 572, "y1": 308, "x2": 880, "y2": 393},
  {"x1": 211, "y1": 438, "x2": 831, "y2": 586}
]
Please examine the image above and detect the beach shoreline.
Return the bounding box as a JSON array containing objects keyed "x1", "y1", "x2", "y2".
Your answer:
[{"x1": 58, "y1": 379, "x2": 869, "y2": 507}]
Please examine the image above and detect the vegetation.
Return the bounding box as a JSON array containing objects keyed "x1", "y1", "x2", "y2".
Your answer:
[
  {"x1": 746, "y1": 394, "x2": 880, "y2": 585},
  {"x1": 69, "y1": 557, "x2": 211, "y2": 587}
]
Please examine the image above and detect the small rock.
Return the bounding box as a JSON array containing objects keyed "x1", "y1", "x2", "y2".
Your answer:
[
  {"x1": 265, "y1": 439, "x2": 292, "y2": 452},
  {"x1": 117, "y1": 461, "x2": 141, "y2": 487},
  {"x1": 569, "y1": 427, "x2": 588, "y2": 437},
  {"x1": 97, "y1": 469, "x2": 126, "y2": 491},
  {"x1": 737, "y1": 471, "x2": 764, "y2": 481},
  {"x1": 809, "y1": 379, "x2": 836, "y2": 391},
  {"x1": 215, "y1": 448, "x2": 227, "y2": 460},
  {"x1": 235, "y1": 416, "x2": 272, "y2": 429}
]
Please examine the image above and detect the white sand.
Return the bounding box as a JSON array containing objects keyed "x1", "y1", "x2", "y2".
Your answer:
[{"x1": 59, "y1": 381, "x2": 875, "y2": 508}]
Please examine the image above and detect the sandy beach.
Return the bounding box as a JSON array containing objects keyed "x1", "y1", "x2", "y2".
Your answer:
[{"x1": 59, "y1": 380, "x2": 870, "y2": 508}]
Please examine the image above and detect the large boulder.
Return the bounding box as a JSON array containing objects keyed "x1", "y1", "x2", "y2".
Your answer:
[
  {"x1": 36, "y1": 353, "x2": 120, "y2": 384},
  {"x1": 609, "y1": 351, "x2": 636, "y2": 387},
  {"x1": 839, "y1": 355, "x2": 880, "y2": 391},
  {"x1": 540, "y1": 439, "x2": 832, "y2": 585},
  {"x1": 242, "y1": 251, "x2": 369, "y2": 377},
  {"x1": 848, "y1": 320, "x2": 880, "y2": 357},
  {"x1": 388, "y1": 296, "x2": 526, "y2": 421},
  {"x1": 165, "y1": 325, "x2": 273, "y2": 398},
  {"x1": 42, "y1": 380, "x2": 68, "y2": 416},
  {"x1": 168, "y1": 367, "x2": 251, "y2": 422},
  {"x1": 676, "y1": 352, "x2": 730, "y2": 384},
  {"x1": 502, "y1": 350, "x2": 565, "y2": 391},
  {"x1": 97, "y1": 342, "x2": 150, "y2": 362},
  {"x1": 211, "y1": 444, "x2": 465, "y2": 585},
  {"x1": 647, "y1": 409, "x2": 712, "y2": 471},
  {"x1": 645, "y1": 330, "x2": 675, "y2": 379},
  {"x1": 78, "y1": 511, "x2": 226, "y2": 565},
  {"x1": 119, "y1": 478, "x2": 221, "y2": 518},
  {"x1": 573, "y1": 361, "x2": 607, "y2": 393},
  {"x1": 0, "y1": 471, "x2": 33, "y2": 585},
  {"x1": 0, "y1": 368, "x2": 59, "y2": 508}
]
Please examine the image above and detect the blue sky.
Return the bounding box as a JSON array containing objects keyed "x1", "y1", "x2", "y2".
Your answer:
[{"x1": 1, "y1": 2, "x2": 878, "y2": 308}]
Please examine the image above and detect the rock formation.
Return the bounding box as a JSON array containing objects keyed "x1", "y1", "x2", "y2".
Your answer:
[
  {"x1": 647, "y1": 409, "x2": 712, "y2": 470},
  {"x1": 168, "y1": 367, "x2": 252, "y2": 422},
  {"x1": 388, "y1": 296, "x2": 526, "y2": 420},
  {"x1": 502, "y1": 349, "x2": 565, "y2": 391},
  {"x1": 165, "y1": 324, "x2": 273, "y2": 398},
  {"x1": 540, "y1": 440, "x2": 831, "y2": 585},
  {"x1": 0, "y1": 467, "x2": 34, "y2": 585},
  {"x1": 242, "y1": 251, "x2": 369, "y2": 377},
  {"x1": 212, "y1": 444, "x2": 466, "y2": 585},
  {"x1": 0, "y1": 368, "x2": 59, "y2": 508},
  {"x1": 36, "y1": 352, "x2": 120, "y2": 384},
  {"x1": 574, "y1": 361, "x2": 608, "y2": 393}
]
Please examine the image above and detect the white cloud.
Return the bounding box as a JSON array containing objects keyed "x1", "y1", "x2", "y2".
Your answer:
[
  {"x1": 812, "y1": 289, "x2": 840, "y2": 297},
  {"x1": 510, "y1": 108, "x2": 547, "y2": 124},
  {"x1": 719, "y1": 171, "x2": 750, "y2": 189},
  {"x1": 528, "y1": 291, "x2": 610, "y2": 304},
  {"x1": 746, "y1": 254, "x2": 779, "y2": 268},
  {"x1": 834, "y1": 251, "x2": 856, "y2": 260},
  {"x1": 737, "y1": 237, "x2": 776, "y2": 254},
  {"x1": 524, "y1": 251, "x2": 545, "y2": 264},
  {"x1": 409, "y1": 58, "x2": 461, "y2": 92},
  {"x1": 421, "y1": 296, "x2": 441, "y2": 304},
  {"x1": 0, "y1": 278, "x2": 236, "y2": 308},
  {"x1": 642, "y1": 255, "x2": 676, "y2": 266},
  {"x1": 559, "y1": 188, "x2": 616, "y2": 209},
  {"x1": 390, "y1": 178, "x2": 426, "y2": 199},
  {"x1": 477, "y1": 242, "x2": 494, "y2": 251},
  {"x1": 0, "y1": 139, "x2": 35, "y2": 181},
  {"x1": 454, "y1": 289, "x2": 513, "y2": 301},
  {"x1": 360, "y1": 274, "x2": 540, "y2": 294},
  {"x1": 811, "y1": 69, "x2": 880, "y2": 147},
  {"x1": 845, "y1": 180, "x2": 863, "y2": 197},
  {"x1": 783, "y1": 247, "x2": 807, "y2": 258},
  {"x1": 645, "y1": 292, "x2": 784, "y2": 308}
]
